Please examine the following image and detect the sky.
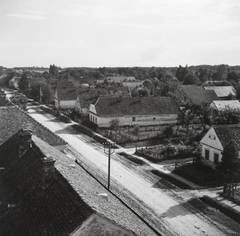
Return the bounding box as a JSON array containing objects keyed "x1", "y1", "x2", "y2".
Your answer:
[{"x1": 0, "y1": 0, "x2": 239, "y2": 68}]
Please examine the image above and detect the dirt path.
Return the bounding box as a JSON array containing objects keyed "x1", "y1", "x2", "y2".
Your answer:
[{"x1": 27, "y1": 106, "x2": 240, "y2": 236}]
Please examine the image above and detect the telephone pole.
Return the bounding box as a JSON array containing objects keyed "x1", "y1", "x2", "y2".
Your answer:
[{"x1": 103, "y1": 141, "x2": 115, "y2": 190}]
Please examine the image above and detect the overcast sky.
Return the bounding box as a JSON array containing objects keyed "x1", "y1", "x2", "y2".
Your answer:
[{"x1": 0, "y1": 0, "x2": 239, "y2": 68}]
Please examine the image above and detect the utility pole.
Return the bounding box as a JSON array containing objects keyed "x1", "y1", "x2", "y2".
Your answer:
[{"x1": 103, "y1": 141, "x2": 115, "y2": 190}]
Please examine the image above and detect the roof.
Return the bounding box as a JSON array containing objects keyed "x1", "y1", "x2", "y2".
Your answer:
[
  {"x1": 94, "y1": 96, "x2": 180, "y2": 117},
  {"x1": 180, "y1": 85, "x2": 218, "y2": 105},
  {"x1": 0, "y1": 132, "x2": 156, "y2": 236},
  {"x1": 77, "y1": 88, "x2": 108, "y2": 108},
  {"x1": 0, "y1": 106, "x2": 66, "y2": 146},
  {"x1": 204, "y1": 86, "x2": 236, "y2": 97},
  {"x1": 106, "y1": 76, "x2": 136, "y2": 83},
  {"x1": 213, "y1": 125, "x2": 240, "y2": 150},
  {"x1": 56, "y1": 87, "x2": 78, "y2": 101},
  {"x1": 211, "y1": 100, "x2": 240, "y2": 111}
]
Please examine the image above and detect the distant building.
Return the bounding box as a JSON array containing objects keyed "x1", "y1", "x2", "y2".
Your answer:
[
  {"x1": 175, "y1": 85, "x2": 218, "y2": 107},
  {"x1": 204, "y1": 86, "x2": 236, "y2": 99},
  {"x1": 89, "y1": 96, "x2": 180, "y2": 127}
]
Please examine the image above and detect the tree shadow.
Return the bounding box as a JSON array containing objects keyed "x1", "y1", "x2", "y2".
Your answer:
[
  {"x1": 161, "y1": 198, "x2": 208, "y2": 219},
  {"x1": 55, "y1": 128, "x2": 77, "y2": 135},
  {"x1": 152, "y1": 179, "x2": 177, "y2": 190}
]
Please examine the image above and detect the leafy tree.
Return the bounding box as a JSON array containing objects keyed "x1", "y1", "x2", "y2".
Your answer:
[
  {"x1": 176, "y1": 65, "x2": 188, "y2": 82},
  {"x1": 109, "y1": 118, "x2": 120, "y2": 133},
  {"x1": 177, "y1": 104, "x2": 195, "y2": 136},
  {"x1": 218, "y1": 141, "x2": 240, "y2": 196},
  {"x1": 214, "y1": 109, "x2": 240, "y2": 125},
  {"x1": 132, "y1": 125, "x2": 140, "y2": 137},
  {"x1": 19, "y1": 72, "x2": 31, "y2": 91},
  {"x1": 183, "y1": 72, "x2": 200, "y2": 85},
  {"x1": 227, "y1": 71, "x2": 240, "y2": 83},
  {"x1": 163, "y1": 125, "x2": 174, "y2": 138},
  {"x1": 49, "y1": 64, "x2": 59, "y2": 77}
]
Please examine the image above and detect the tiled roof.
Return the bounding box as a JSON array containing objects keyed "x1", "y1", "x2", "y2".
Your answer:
[
  {"x1": 77, "y1": 88, "x2": 108, "y2": 108},
  {"x1": 56, "y1": 87, "x2": 78, "y2": 101},
  {"x1": 214, "y1": 125, "x2": 240, "y2": 150},
  {"x1": 212, "y1": 100, "x2": 240, "y2": 111},
  {"x1": 94, "y1": 96, "x2": 180, "y2": 117},
  {"x1": 204, "y1": 86, "x2": 236, "y2": 97},
  {"x1": 180, "y1": 85, "x2": 218, "y2": 105},
  {"x1": 0, "y1": 106, "x2": 66, "y2": 146},
  {"x1": 0, "y1": 133, "x2": 156, "y2": 236}
]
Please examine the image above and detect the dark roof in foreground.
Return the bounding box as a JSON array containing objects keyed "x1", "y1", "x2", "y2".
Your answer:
[
  {"x1": 213, "y1": 125, "x2": 240, "y2": 150},
  {"x1": 0, "y1": 133, "x2": 156, "y2": 236},
  {"x1": 0, "y1": 106, "x2": 66, "y2": 146},
  {"x1": 180, "y1": 85, "x2": 218, "y2": 105},
  {"x1": 94, "y1": 96, "x2": 180, "y2": 117}
]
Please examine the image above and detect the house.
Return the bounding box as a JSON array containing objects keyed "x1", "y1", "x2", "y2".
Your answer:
[
  {"x1": 200, "y1": 126, "x2": 240, "y2": 168},
  {"x1": 0, "y1": 129, "x2": 156, "y2": 236},
  {"x1": 209, "y1": 100, "x2": 240, "y2": 115},
  {"x1": 55, "y1": 86, "x2": 78, "y2": 110},
  {"x1": 204, "y1": 86, "x2": 236, "y2": 99},
  {"x1": 89, "y1": 96, "x2": 180, "y2": 127},
  {"x1": 75, "y1": 88, "x2": 108, "y2": 115},
  {"x1": 0, "y1": 105, "x2": 66, "y2": 149},
  {"x1": 122, "y1": 81, "x2": 143, "y2": 88},
  {"x1": 105, "y1": 76, "x2": 136, "y2": 83},
  {"x1": 175, "y1": 85, "x2": 218, "y2": 107}
]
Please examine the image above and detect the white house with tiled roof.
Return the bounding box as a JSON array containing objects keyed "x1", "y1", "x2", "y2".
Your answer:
[
  {"x1": 89, "y1": 96, "x2": 180, "y2": 127},
  {"x1": 200, "y1": 126, "x2": 240, "y2": 168}
]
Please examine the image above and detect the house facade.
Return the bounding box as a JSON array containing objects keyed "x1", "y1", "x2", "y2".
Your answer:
[
  {"x1": 89, "y1": 96, "x2": 180, "y2": 127},
  {"x1": 55, "y1": 87, "x2": 77, "y2": 110},
  {"x1": 200, "y1": 126, "x2": 240, "y2": 168}
]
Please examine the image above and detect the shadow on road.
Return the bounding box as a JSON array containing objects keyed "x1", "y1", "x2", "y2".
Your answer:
[
  {"x1": 161, "y1": 198, "x2": 208, "y2": 219},
  {"x1": 152, "y1": 178, "x2": 177, "y2": 190}
]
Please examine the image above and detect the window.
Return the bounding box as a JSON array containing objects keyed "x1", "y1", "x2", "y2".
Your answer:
[
  {"x1": 95, "y1": 117, "x2": 97, "y2": 123},
  {"x1": 132, "y1": 117, "x2": 136, "y2": 122},
  {"x1": 153, "y1": 117, "x2": 156, "y2": 121},
  {"x1": 214, "y1": 153, "x2": 219, "y2": 164},
  {"x1": 205, "y1": 149, "x2": 210, "y2": 160}
]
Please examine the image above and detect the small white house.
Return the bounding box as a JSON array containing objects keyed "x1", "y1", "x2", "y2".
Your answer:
[
  {"x1": 200, "y1": 126, "x2": 240, "y2": 168},
  {"x1": 89, "y1": 96, "x2": 180, "y2": 127},
  {"x1": 55, "y1": 87, "x2": 77, "y2": 110}
]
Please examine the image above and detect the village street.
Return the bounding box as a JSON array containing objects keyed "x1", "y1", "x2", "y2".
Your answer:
[{"x1": 27, "y1": 105, "x2": 240, "y2": 236}]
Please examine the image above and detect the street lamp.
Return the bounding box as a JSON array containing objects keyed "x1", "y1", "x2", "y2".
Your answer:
[{"x1": 103, "y1": 141, "x2": 115, "y2": 190}]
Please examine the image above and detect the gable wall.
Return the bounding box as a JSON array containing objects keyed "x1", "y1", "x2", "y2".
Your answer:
[{"x1": 200, "y1": 127, "x2": 224, "y2": 164}]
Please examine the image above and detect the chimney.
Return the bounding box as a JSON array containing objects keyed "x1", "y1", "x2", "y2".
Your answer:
[
  {"x1": 42, "y1": 154, "x2": 56, "y2": 189},
  {"x1": 19, "y1": 129, "x2": 32, "y2": 157}
]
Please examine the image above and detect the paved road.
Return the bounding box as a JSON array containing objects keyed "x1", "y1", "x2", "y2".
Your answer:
[{"x1": 27, "y1": 106, "x2": 240, "y2": 236}]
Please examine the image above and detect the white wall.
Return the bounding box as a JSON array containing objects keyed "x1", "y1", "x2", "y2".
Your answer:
[
  {"x1": 59, "y1": 100, "x2": 76, "y2": 109},
  {"x1": 89, "y1": 113, "x2": 178, "y2": 127},
  {"x1": 200, "y1": 127, "x2": 223, "y2": 164}
]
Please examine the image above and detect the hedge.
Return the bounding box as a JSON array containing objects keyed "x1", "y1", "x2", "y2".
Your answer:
[{"x1": 200, "y1": 195, "x2": 240, "y2": 224}]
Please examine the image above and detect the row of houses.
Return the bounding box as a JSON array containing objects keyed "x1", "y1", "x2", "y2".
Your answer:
[
  {"x1": 54, "y1": 82, "x2": 240, "y2": 128},
  {"x1": 0, "y1": 89, "x2": 156, "y2": 236}
]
